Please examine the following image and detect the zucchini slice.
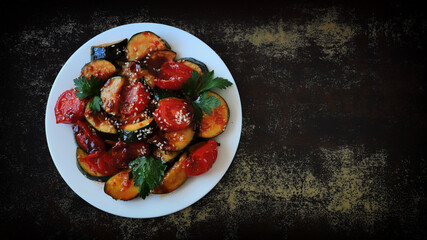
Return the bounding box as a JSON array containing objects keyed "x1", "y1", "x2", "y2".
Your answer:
[
  {"x1": 126, "y1": 31, "x2": 169, "y2": 61},
  {"x1": 76, "y1": 147, "x2": 112, "y2": 182},
  {"x1": 151, "y1": 125, "x2": 195, "y2": 151},
  {"x1": 121, "y1": 116, "x2": 153, "y2": 131},
  {"x1": 91, "y1": 38, "x2": 128, "y2": 61},
  {"x1": 104, "y1": 169, "x2": 139, "y2": 200},
  {"x1": 197, "y1": 91, "x2": 230, "y2": 138},
  {"x1": 153, "y1": 148, "x2": 182, "y2": 163},
  {"x1": 80, "y1": 59, "x2": 118, "y2": 80},
  {"x1": 151, "y1": 152, "x2": 188, "y2": 194},
  {"x1": 118, "y1": 117, "x2": 154, "y2": 143},
  {"x1": 100, "y1": 76, "x2": 125, "y2": 116},
  {"x1": 85, "y1": 98, "x2": 118, "y2": 135},
  {"x1": 177, "y1": 57, "x2": 209, "y2": 75}
]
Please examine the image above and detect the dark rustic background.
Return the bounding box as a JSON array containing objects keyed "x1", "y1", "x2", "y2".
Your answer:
[{"x1": 1, "y1": 1, "x2": 426, "y2": 239}]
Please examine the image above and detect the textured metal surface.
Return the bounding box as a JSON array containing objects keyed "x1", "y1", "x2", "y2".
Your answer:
[{"x1": 1, "y1": 1, "x2": 426, "y2": 239}]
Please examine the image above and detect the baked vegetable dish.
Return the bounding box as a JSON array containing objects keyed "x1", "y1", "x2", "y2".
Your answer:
[{"x1": 54, "y1": 31, "x2": 232, "y2": 200}]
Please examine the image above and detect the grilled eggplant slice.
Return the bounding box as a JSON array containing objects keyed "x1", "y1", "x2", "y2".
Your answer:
[
  {"x1": 141, "y1": 69, "x2": 156, "y2": 89},
  {"x1": 73, "y1": 120, "x2": 106, "y2": 153},
  {"x1": 121, "y1": 116, "x2": 154, "y2": 131},
  {"x1": 119, "y1": 117, "x2": 154, "y2": 143},
  {"x1": 76, "y1": 147, "x2": 114, "y2": 182},
  {"x1": 104, "y1": 169, "x2": 139, "y2": 200},
  {"x1": 126, "y1": 31, "x2": 169, "y2": 61},
  {"x1": 85, "y1": 98, "x2": 118, "y2": 136},
  {"x1": 178, "y1": 57, "x2": 208, "y2": 75},
  {"x1": 153, "y1": 148, "x2": 182, "y2": 163},
  {"x1": 100, "y1": 76, "x2": 125, "y2": 116},
  {"x1": 80, "y1": 59, "x2": 118, "y2": 80},
  {"x1": 119, "y1": 61, "x2": 155, "y2": 87},
  {"x1": 197, "y1": 91, "x2": 230, "y2": 138},
  {"x1": 91, "y1": 39, "x2": 128, "y2": 61},
  {"x1": 150, "y1": 125, "x2": 195, "y2": 151},
  {"x1": 151, "y1": 152, "x2": 188, "y2": 194},
  {"x1": 144, "y1": 50, "x2": 177, "y2": 76}
]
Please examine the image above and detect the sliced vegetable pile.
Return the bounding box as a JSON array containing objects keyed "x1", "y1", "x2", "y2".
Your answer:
[{"x1": 54, "y1": 31, "x2": 232, "y2": 200}]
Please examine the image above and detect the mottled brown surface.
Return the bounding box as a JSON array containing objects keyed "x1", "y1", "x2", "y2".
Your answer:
[{"x1": 1, "y1": 1, "x2": 426, "y2": 239}]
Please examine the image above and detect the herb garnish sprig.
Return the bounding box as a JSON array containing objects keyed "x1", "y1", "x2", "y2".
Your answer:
[
  {"x1": 182, "y1": 70, "x2": 233, "y2": 120},
  {"x1": 129, "y1": 156, "x2": 167, "y2": 199},
  {"x1": 73, "y1": 76, "x2": 103, "y2": 112}
]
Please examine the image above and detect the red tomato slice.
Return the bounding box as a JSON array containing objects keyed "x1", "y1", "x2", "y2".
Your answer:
[
  {"x1": 154, "y1": 61, "x2": 194, "y2": 90},
  {"x1": 120, "y1": 82, "x2": 151, "y2": 116},
  {"x1": 73, "y1": 120, "x2": 106, "y2": 153},
  {"x1": 81, "y1": 150, "x2": 118, "y2": 176},
  {"x1": 55, "y1": 89, "x2": 87, "y2": 124},
  {"x1": 184, "y1": 140, "x2": 218, "y2": 176},
  {"x1": 111, "y1": 141, "x2": 150, "y2": 169},
  {"x1": 153, "y1": 98, "x2": 194, "y2": 132}
]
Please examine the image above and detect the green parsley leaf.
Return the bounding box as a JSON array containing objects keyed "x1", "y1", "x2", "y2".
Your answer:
[
  {"x1": 182, "y1": 70, "x2": 200, "y2": 97},
  {"x1": 196, "y1": 70, "x2": 233, "y2": 94},
  {"x1": 182, "y1": 70, "x2": 233, "y2": 99},
  {"x1": 181, "y1": 69, "x2": 233, "y2": 122},
  {"x1": 73, "y1": 76, "x2": 104, "y2": 112},
  {"x1": 73, "y1": 76, "x2": 103, "y2": 100},
  {"x1": 190, "y1": 100, "x2": 203, "y2": 122},
  {"x1": 89, "y1": 95, "x2": 102, "y2": 113},
  {"x1": 195, "y1": 91, "x2": 221, "y2": 115},
  {"x1": 128, "y1": 156, "x2": 167, "y2": 199}
]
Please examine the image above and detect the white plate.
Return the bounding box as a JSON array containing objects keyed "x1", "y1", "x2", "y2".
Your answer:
[{"x1": 45, "y1": 23, "x2": 242, "y2": 218}]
